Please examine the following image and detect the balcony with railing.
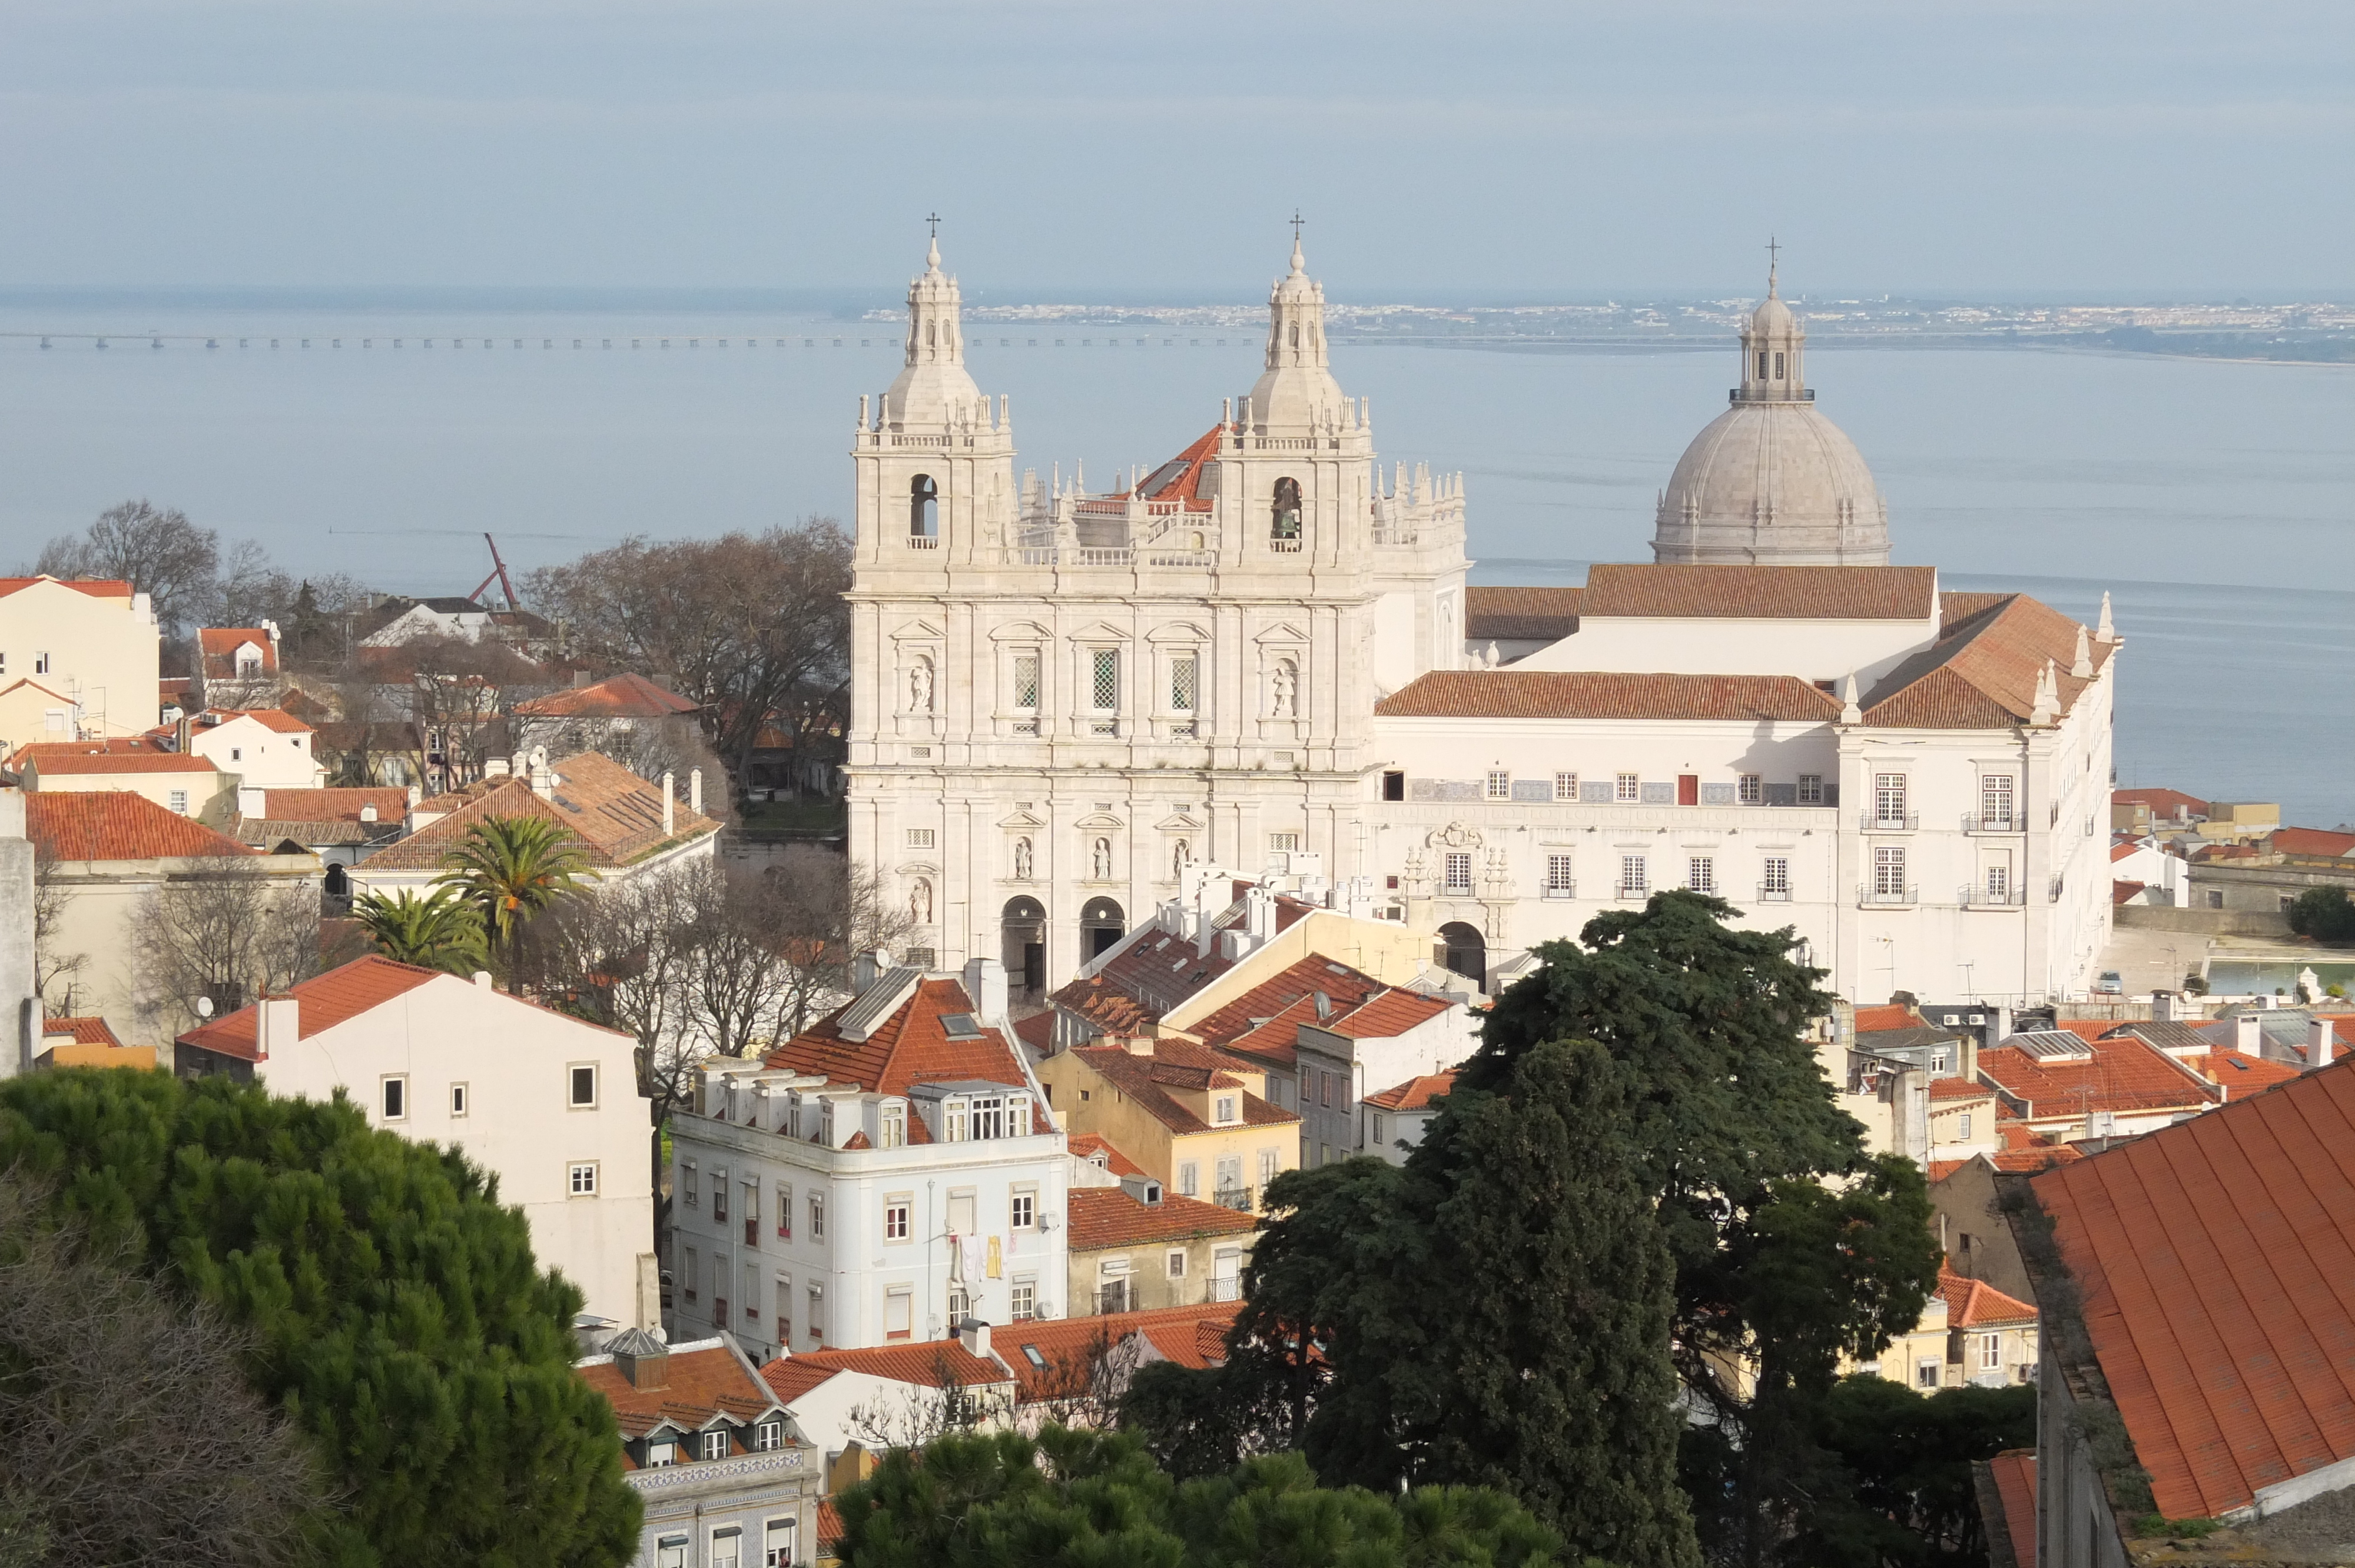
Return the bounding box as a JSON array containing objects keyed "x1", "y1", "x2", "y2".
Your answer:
[
  {"x1": 1962, "y1": 812, "x2": 2021, "y2": 835},
  {"x1": 1208, "y1": 1276, "x2": 1242, "y2": 1303},
  {"x1": 1755, "y1": 883, "x2": 1792, "y2": 902},
  {"x1": 1213, "y1": 1186, "x2": 1255, "y2": 1213},
  {"x1": 1958, "y1": 884, "x2": 2028, "y2": 909},
  {"x1": 1269, "y1": 538, "x2": 1303, "y2": 554},
  {"x1": 907, "y1": 532, "x2": 940, "y2": 549},
  {"x1": 1860, "y1": 812, "x2": 1919, "y2": 833},
  {"x1": 1856, "y1": 883, "x2": 1920, "y2": 907},
  {"x1": 1541, "y1": 881, "x2": 1577, "y2": 901}
]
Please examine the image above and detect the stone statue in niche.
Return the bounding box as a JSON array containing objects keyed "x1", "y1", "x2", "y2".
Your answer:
[
  {"x1": 1092, "y1": 837, "x2": 1114, "y2": 880},
  {"x1": 908, "y1": 878, "x2": 933, "y2": 925},
  {"x1": 1013, "y1": 837, "x2": 1033, "y2": 881},
  {"x1": 1270, "y1": 659, "x2": 1298, "y2": 717},
  {"x1": 1172, "y1": 839, "x2": 1191, "y2": 879},
  {"x1": 908, "y1": 655, "x2": 935, "y2": 714}
]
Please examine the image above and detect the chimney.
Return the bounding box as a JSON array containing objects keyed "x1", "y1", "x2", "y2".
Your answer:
[
  {"x1": 406, "y1": 785, "x2": 422, "y2": 808},
  {"x1": 264, "y1": 619, "x2": 281, "y2": 646},
  {"x1": 359, "y1": 803, "x2": 378, "y2": 823},
  {"x1": 237, "y1": 784, "x2": 266, "y2": 820},
  {"x1": 957, "y1": 1318, "x2": 991, "y2": 1358},
  {"x1": 0, "y1": 788, "x2": 34, "y2": 1079},
  {"x1": 961, "y1": 957, "x2": 1009, "y2": 1032},
  {"x1": 1123, "y1": 1034, "x2": 1154, "y2": 1056},
  {"x1": 689, "y1": 768, "x2": 702, "y2": 818},
  {"x1": 256, "y1": 995, "x2": 300, "y2": 1059},
  {"x1": 472, "y1": 971, "x2": 493, "y2": 989},
  {"x1": 2311, "y1": 1016, "x2": 2334, "y2": 1068},
  {"x1": 609, "y1": 1330, "x2": 671, "y2": 1392},
  {"x1": 661, "y1": 771, "x2": 676, "y2": 837},
  {"x1": 2151, "y1": 991, "x2": 2175, "y2": 1024},
  {"x1": 2236, "y1": 1012, "x2": 2262, "y2": 1054},
  {"x1": 484, "y1": 758, "x2": 510, "y2": 779},
  {"x1": 851, "y1": 951, "x2": 890, "y2": 994}
]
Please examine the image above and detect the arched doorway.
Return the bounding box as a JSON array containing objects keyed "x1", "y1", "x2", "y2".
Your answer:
[
  {"x1": 323, "y1": 862, "x2": 349, "y2": 898},
  {"x1": 1080, "y1": 897, "x2": 1126, "y2": 964},
  {"x1": 1001, "y1": 896, "x2": 1046, "y2": 999},
  {"x1": 1438, "y1": 922, "x2": 1487, "y2": 991},
  {"x1": 1271, "y1": 476, "x2": 1302, "y2": 543}
]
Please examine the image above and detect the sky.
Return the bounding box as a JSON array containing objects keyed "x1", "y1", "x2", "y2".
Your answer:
[{"x1": 2, "y1": 0, "x2": 2351, "y2": 301}]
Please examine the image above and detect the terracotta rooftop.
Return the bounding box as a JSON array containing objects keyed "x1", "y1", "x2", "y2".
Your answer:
[
  {"x1": 1066, "y1": 1188, "x2": 1259, "y2": 1251},
  {"x1": 1363, "y1": 1071, "x2": 1455, "y2": 1112},
  {"x1": 1976, "y1": 1032, "x2": 2215, "y2": 1121},
  {"x1": 2268, "y1": 827, "x2": 2355, "y2": 859},
  {"x1": 1052, "y1": 922, "x2": 1241, "y2": 1031},
  {"x1": 174, "y1": 955, "x2": 448, "y2": 1062},
  {"x1": 0, "y1": 576, "x2": 133, "y2": 601},
  {"x1": 1926, "y1": 1147, "x2": 2087, "y2": 1185},
  {"x1": 1931, "y1": 1077, "x2": 1998, "y2": 1102},
  {"x1": 1578, "y1": 563, "x2": 1937, "y2": 620},
  {"x1": 771, "y1": 1339, "x2": 1011, "y2": 1390},
  {"x1": 1182, "y1": 955, "x2": 1390, "y2": 1050},
  {"x1": 358, "y1": 750, "x2": 718, "y2": 871},
  {"x1": 26, "y1": 791, "x2": 255, "y2": 862},
  {"x1": 17, "y1": 738, "x2": 221, "y2": 776},
  {"x1": 1464, "y1": 586, "x2": 1582, "y2": 642},
  {"x1": 2114, "y1": 787, "x2": 2210, "y2": 816},
  {"x1": 1984, "y1": 1450, "x2": 2038, "y2": 1568},
  {"x1": 1072, "y1": 1042, "x2": 1299, "y2": 1137},
  {"x1": 761, "y1": 977, "x2": 1038, "y2": 1134},
  {"x1": 1067, "y1": 1133, "x2": 1147, "y2": 1179},
  {"x1": 42, "y1": 1016, "x2": 122, "y2": 1047},
  {"x1": 1374, "y1": 669, "x2": 1843, "y2": 723},
  {"x1": 512, "y1": 672, "x2": 702, "y2": 720},
  {"x1": 1935, "y1": 1264, "x2": 2037, "y2": 1328},
  {"x1": 577, "y1": 1340, "x2": 781, "y2": 1446},
  {"x1": 255, "y1": 787, "x2": 410, "y2": 825},
  {"x1": 2033, "y1": 1059, "x2": 2355, "y2": 1520},
  {"x1": 197, "y1": 627, "x2": 279, "y2": 679},
  {"x1": 1860, "y1": 593, "x2": 2111, "y2": 730},
  {"x1": 1083, "y1": 425, "x2": 1222, "y2": 516},
  {"x1": 998, "y1": 1302, "x2": 1240, "y2": 1403},
  {"x1": 1854, "y1": 1004, "x2": 1928, "y2": 1032}
]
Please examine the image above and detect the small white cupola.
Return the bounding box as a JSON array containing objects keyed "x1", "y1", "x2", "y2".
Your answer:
[{"x1": 1737, "y1": 244, "x2": 1807, "y2": 404}]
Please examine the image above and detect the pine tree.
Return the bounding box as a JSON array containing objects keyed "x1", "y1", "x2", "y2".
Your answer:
[{"x1": 0, "y1": 1069, "x2": 641, "y2": 1568}]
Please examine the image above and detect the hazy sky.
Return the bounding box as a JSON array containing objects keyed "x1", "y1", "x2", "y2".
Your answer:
[{"x1": 2, "y1": 0, "x2": 2350, "y2": 298}]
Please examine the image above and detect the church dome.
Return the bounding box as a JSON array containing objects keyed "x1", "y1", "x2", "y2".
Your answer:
[{"x1": 1650, "y1": 257, "x2": 1890, "y2": 566}]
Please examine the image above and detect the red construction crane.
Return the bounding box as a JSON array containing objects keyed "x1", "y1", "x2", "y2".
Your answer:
[{"x1": 470, "y1": 533, "x2": 522, "y2": 610}]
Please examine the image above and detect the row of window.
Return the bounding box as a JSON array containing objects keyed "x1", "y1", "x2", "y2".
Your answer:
[
  {"x1": 377, "y1": 1064, "x2": 599, "y2": 1122},
  {"x1": 681, "y1": 1170, "x2": 1043, "y2": 1246},
  {"x1": 1382, "y1": 770, "x2": 1832, "y2": 805},
  {"x1": 1172, "y1": 1149, "x2": 1280, "y2": 1204},
  {"x1": 651, "y1": 1516, "x2": 797, "y2": 1568},
  {"x1": 1427, "y1": 851, "x2": 1795, "y2": 899},
  {"x1": 678, "y1": 1243, "x2": 1047, "y2": 1345},
  {"x1": 991, "y1": 649, "x2": 1298, "y2": 723}
]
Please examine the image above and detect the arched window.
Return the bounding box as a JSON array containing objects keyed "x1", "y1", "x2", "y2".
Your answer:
[
  {"x1": 1271, "y1": 477, "x2": 1302, "y2": 543},
  {"x1": 1002, "y1": 896, "x2": 1046, "y2": 996},
  {"x1": 910, "y1": 474, "x2": 938, "y2": 539},
  {"x1": 1080, "y1": 897, "x2": 1126, "y2": 962},
  {"x1": 1438, "y1": 922, "x2": 1487, "y2": 991}
]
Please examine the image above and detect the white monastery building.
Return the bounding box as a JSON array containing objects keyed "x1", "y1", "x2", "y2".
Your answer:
[{"x1": 845, "y1": 238, "x2": 2117, "y2": 1010}]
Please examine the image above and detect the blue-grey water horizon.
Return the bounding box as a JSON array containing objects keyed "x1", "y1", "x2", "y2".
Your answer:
[{"x1": 2, "y1": 301, "x2": 2347, "y2": 826}]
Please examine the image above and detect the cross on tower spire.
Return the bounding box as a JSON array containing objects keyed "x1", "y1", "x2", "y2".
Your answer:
[
  {"x1": 927, "y1": 212, "x2": 942, "y2": 238},
  {"x1": 1290, "y1": 210, "x2": 1305, "y2": 242},
  {"x1": 1766, "y1": 234, "x2": 1781, "y2": 291}
]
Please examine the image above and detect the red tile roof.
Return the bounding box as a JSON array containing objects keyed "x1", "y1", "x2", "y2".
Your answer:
[
  {"x1": 1862, "y1": 594, "x2": 2109, "y2": 730},
  {"x1": 1927, "y1": 1147, "x2": 2087, "y2": 1185},
  {"x1": 1321, "y1": 986, "x2": 1451, "y2": 1040},
  {"x1": 1182, "y1": 956, "x2": 1388, "y2": 1050},
  {"x1": 757, "y1": 1358, "x2": 843, "y2": 1404},
  {"x1": 1066, "y1": 1188, "x2": 1259, "y2": 1251},
  {"x1": 1931, "y1": 1077, "x2": 1997, "y2": 1102},
  {"x1": 578, "y1": 1343, "x2": 781, "y2": 1443},
  {"x1": 197, "y1": 627, "x2": 278, "y2": 679},
  {"x1": 1364, "y1": 1072, "x2": 1454, "y2": 1112},
  {"x1": 26, "y1": 792, "x2": 255, "y2": 862},
  {"x1": 1067, "y1": 1133, "x2": 1147, "y2": 1178},
  {"x1": 2033, "y1": 1060, "x2": 2355, "y2": 1519},
  {"x1": 1464, "y1": 586, "x2": 1581, "y2": 642},
  {"x1": 2268, "y1": 827, "x2": 2355, "y2": 859},
  {"x1": 1976, "y1": 1032, "x2": 2215, "y2": 1121},
  {"x1": 42, "y1": 1016, "x2": 121, "y2": 1046},
  {"x1": 2114, "y1": 787, "x2": 2210, "y2": 817},
  {"x1": 1053, "y1": 925, "x2": 1240, "y2": 1032},
  {"x1": 1086, "y1": 426, "x2": 1223, "y2": 515},
  {"x1": 1986, "y1": 1450, "x2": 2038, "y2": 1568},
  {"x1": 257, "y1": 787, "x2": 409, "y2": 825},
  {"x1": 2188, "y1": 1050, "x2": 2306, "y2": 1097},
  {"x1": 0, "y1": 577, "x2": 132, "y2": 600},
  {"x1": 359, "y1": 750, "x2": 718, "y2": 870},
  {"x1": 1071, "y1": 1042, "x2": 1299, "y2": 1137},
  {"x1": 174, "y1": 955, "x2": 447, "y2": 1062},
  {"x1": 1374, "y1": 670, "x2": 1842, "y2": 722},
  {"x1": 512, "y1": 672, "x2": 702, "y2": 720},
  {"x1": 17, "y1": 737, "x2": 220, "y2": 776},
  {"x1": 226, "y1": 708, "x2": 311, "y2": 735},
  {"x1": 1936, "y1": 1264, "x2": 2036, "y2": 1328},
  {"x1": 1579, "y1": 563, "x2": 1936, "y2": 620},
  {"x1": 774, "y1": 1340, "x2": 1011, "y2": 1389},
  {"x1": 762, "y1": 978, "x2": 1037, "y2": 1129},
  {"x1": 1855, "y1": 1004, "x2": 1926, "y2": 1032},
  {"x1": 999, "y1": 1302, "x2": 1241, "y2": 1403}
]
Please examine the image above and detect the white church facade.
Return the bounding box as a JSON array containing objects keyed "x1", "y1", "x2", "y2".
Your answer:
[{"x1": 844, "y1": 238, "x2": 2115, "y2": 1011}]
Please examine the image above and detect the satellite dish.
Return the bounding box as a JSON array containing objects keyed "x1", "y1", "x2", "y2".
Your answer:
[{"x1": 195, "y1": 996, "x2": 214, "y2": 1018}]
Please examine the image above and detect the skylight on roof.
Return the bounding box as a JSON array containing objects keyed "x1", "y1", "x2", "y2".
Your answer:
[
  {"x1": 1023, "y1": 1345, "x2": 1046, "y2": 1368},
  {"x1": 940, "y1": 1013, "x2": 983, "y2": 1041}
]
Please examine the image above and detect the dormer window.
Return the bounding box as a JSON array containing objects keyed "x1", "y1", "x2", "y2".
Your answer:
[
  {"x1": 881, "y1": 1104, "x2": 906, "y2": 1148},
  {"x1": 818, "y1": 1101, "x2": 834, "y2": 1146},
  {"x1": 1214, "y1": 1094, "x2": 1239, "y2": 1125},
  {"x1": 645, "y1": 1439, "x2": 677, "y2": 1468},
  {"x1": 701, "y1": 1430, "x2": 729, "y2": 1461}
]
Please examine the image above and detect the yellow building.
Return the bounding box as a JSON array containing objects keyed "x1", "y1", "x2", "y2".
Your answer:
[
  {"x1": 1035, "y1": 1038, "x2": 1300, "y2": 1214},
  {"x1": 0, "y1": 577, "x2": 162, "y2": 749},
  {"x1": 16, "y1": 739, "x2": 230, "y2": 822},
  {"x1": 1851, "y1": 1264, "x2": 2039, "y2": 1393}
]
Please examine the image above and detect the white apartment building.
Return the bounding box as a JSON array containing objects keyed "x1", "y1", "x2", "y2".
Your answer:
[
  {"x1": 0, "y1": 576, "x2": 161, "y2": 749},
  {"x1": 174, "y1": 956, "x2": 658, "y2": 1331},
  {"x1": 666, "y1": 958, "x2": 1071, "y2": 1359},
  {"x1": 843, "y1": 234, "x2": 2117, "y2": 1009},
  {"x1": 177, "y1": 708, "x2": 329, "y2": 799}
]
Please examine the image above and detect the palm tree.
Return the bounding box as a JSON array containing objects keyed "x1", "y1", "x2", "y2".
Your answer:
[
  {"x1": 351, "y1": 886, "x2": 489, "y2": 976},
  {"x1": 434, "y1": 815, "x2": 591, "y2": 986}
]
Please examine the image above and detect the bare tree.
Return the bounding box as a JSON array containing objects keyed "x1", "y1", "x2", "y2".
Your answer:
[
  {"x1": 844, "y1": 1351, "x2": 1016, "y2": 1451},
  {"x1": 131, "y1": 849, "x2": 323, "y2": 1035},
  {"x1": 0, "y1": 1174, "x2": 329, "y2": 1567},
  {"x1": 526, "y1": 522, "x2": 853, "y2": 789},
  {"x1": 1021, "y1": 1325, "x2": 1147, "y2": 1431},
  {"x1": 29, "y1": 843, "x2": 87, "y2": 1017},
  {"x1": 371, "y1": 632, "x2": 542, "y2": 790},
  {"x1": 761, "y1": 846, "x2": 918, "y2": 1039},
  {"x1": 37, "y1": 500, "x2": 221, "y2": 634}
]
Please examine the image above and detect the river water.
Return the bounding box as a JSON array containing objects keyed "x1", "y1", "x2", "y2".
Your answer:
[{"x1": 2, "y1": 298, "x2": 2348, "y2": 825}]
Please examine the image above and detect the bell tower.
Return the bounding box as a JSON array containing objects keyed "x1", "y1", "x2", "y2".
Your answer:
[{"x1": 850, "y1": 231, "x2": 1017, "y2": 573}]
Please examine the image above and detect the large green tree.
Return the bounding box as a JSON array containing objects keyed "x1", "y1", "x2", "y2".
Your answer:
[
  {"x1": 0, "y1": 1069, "x2": 640, "y2": 1568},
  {"x1": 434, "y1": 815, "x2": 590, "y2": 985},
  {"x1": 1142, "y1": 893, "x2": 1939, "y2": 1568},
  {"x1": 831, "y1": 1424, "x2": 1574, "y2": 1568},
  {"x1": 351, "y1": 885, "x2": 488, "y2": 974}
]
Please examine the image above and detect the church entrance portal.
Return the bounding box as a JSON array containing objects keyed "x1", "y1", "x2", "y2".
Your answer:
[
  {"x1": 1080, "y1": 898, "x2": 1126, "y2": 964},
  {"x1": 1001, "y1": 896, "x2": 1046, "y2": 998}
]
